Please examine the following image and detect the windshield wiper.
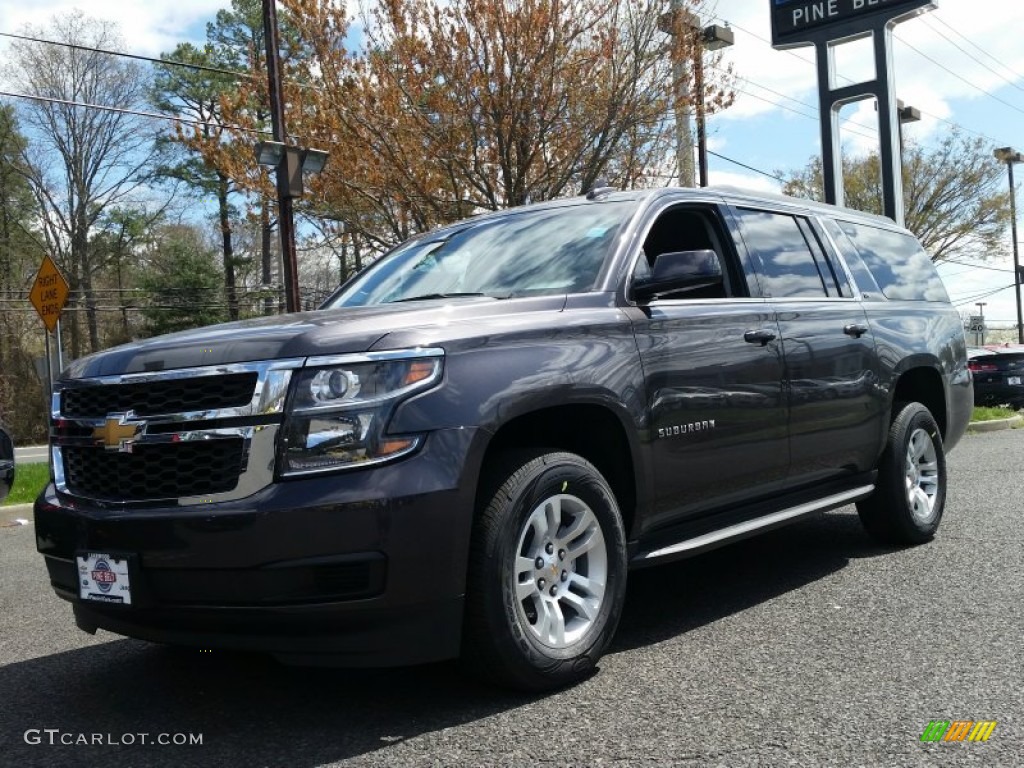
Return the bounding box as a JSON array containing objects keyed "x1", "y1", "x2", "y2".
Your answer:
[{"x1": 391, "y1": 292, "x2": 495, "y2": 302}]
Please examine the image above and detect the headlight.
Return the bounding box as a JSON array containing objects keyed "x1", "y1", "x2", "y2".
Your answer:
[{"x1": 279, "y1": 350, "x2": 443, "y2": 476}]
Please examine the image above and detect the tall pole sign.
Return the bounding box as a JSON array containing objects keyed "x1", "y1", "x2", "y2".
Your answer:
[{"x1": 770, "y1": 0, "x2": 936, "y2": 227}]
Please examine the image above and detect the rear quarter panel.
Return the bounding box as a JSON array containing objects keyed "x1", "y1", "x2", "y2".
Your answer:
[{"x1": 862, "y1": 301, "x2": 972, "y2": 452}]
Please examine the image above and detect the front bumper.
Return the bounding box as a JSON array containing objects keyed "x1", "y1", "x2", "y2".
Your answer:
[{"x1": 34, "y1": 427, "x2": 483, "y2": 667}]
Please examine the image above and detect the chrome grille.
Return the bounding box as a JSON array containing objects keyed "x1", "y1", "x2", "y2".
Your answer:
[
  {"x1": 63, "y1": 440, "x2": 245, "y2": 501},
  {"x1": 52, "y1": 360, "x2": 302, "y2": 506},
  {"x1": 62, "y1": 373, "x2": 258, "y2": 418}
]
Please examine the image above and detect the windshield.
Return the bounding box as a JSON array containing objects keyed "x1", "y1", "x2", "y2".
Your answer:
[{"x1": 326, "y1": 201, "x2": 635, "y2": 307}]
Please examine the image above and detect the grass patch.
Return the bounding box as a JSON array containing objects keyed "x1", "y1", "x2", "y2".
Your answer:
[
  {"x1": 2, "y1": 462, "x2": 50, "y2": 506},
  {"x1": 972, "y1": 405, "x2": 1019, "y2": 422}
]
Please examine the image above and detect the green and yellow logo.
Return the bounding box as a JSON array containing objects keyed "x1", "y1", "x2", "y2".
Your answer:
[{"x1": 920, "y1": 720, "x2": 997, "y2": 743}]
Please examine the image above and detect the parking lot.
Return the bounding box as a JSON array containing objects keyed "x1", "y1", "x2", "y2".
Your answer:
[{"x1": 1, "y1": 429, "x2": 1020, "y2": 767}]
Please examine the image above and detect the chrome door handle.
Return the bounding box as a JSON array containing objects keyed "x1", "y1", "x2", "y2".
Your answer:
[{"x1": 844, "y1": 323, "x2": 869, "y2": 338}]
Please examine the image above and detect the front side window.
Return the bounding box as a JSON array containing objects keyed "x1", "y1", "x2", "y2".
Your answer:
[
  {"x1": 326, "y1": 201, "x2": 636, "y2": 307},
  {"x1": 734, "y1": 209, "x2": 828, "y2": 298},
  {"x1": 633, "y1": 206, "x2": 735, "y2": 298}
]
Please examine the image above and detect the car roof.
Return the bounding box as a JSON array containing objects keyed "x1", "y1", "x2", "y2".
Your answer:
[
  {"x1": 400, "y1": 184, "x2": 907, "y2": 249},
  {"x1": 457, "y1": 184, "x2": 898, "y2": 223}
]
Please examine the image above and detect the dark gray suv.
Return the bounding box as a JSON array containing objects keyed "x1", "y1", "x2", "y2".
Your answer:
[{"x1": 35, "y1": 186, "x2": 972, "y2": 690}]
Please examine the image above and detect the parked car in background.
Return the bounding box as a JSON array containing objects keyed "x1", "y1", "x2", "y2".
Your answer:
[
  {"x1": 968, "y1": 345, "x2": 1024, "y2": 408},
  {"x1": 0, "y1": 424, "x2": 14, "y2": 502}
]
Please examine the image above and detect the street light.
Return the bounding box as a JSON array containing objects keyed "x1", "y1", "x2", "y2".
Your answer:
[
  {"x1": 694, "y1": 23, "x2": 734, "y2": 188},
  {"x1": 874, "y1": 98, "x2": 919, "y2": 149},
  {"x1": 897, "y1": 99, "x2": 919, "y2": 151},
  {"x1": 260, "y1": 0, "x2": 330, "y2": 314},
  {"x1": 255, "y1": 141, "x2": 329, "y2": 312},
  {"x1": 994, "y1": 146, "x2": 1023, "y2": 343},
  {"x1": 255, "y1": 141, "x2": 329, "y2": 197},
  {"x1": 659, "y1": 10, "x2": 734, "y2": 187}
]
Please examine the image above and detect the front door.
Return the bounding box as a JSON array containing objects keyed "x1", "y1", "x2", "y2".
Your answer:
[{"x1": 629, "y1": 203, "x2": 789, "y2": 535}]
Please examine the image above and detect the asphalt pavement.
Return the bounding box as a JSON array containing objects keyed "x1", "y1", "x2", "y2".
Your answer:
[{"x1": 0, "y1": 430, "x2": 1021, "y2": 767}]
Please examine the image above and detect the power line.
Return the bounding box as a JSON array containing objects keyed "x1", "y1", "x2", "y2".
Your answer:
[
  {"x1": 720, "y1": 74, "x2": 880, "y2": 143},
  {"x1": 727, "y1": 84, "x2": 816, "y2": 122},
  {"x1": 928, "y1": 16, "x2": 1024, "y2": 91},
  {"x1": 0, "y1": 89, "x2": 271, "y2": 136},
  {"x1": 894, "y1": 33, "x2": 1024, "y2": 119},
  {"x1": 707, "y1": 150, "x2": 786, "y2": 183},
  {"x1": 919, "y1": 19, "x2": 1024, "y2": 98},
  {"x1": 716, "y1": 15, "x2": 1010, "y2": 147},
  {"x1": 0, "y1": 30, "x2": 254, "y2": 81},
  {"x1": 0, "y1": 67, "x2": 820, "y2": 191},
  {"x1": 951, "y1": 284, "x2": 1017, "y2": 307},
  {"x1": 939, "y1": 258, "x2": 1014, "y2": 274}
]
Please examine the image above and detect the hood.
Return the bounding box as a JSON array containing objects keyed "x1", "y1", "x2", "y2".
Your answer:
[{"x1": 61, "y1": 295, "x2": 566, "y2": 379}]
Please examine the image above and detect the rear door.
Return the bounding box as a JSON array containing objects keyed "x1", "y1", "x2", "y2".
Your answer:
[{"x1": 731, "y1": 205, "x2": 885, "y2": 488}]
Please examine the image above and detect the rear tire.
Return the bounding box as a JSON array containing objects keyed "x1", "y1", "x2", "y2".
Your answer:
[
  {"x1": 857, "y1": 402, "x2": 946, "y2": 545},
  {"x1": 462, "y1": 451, "x2": 627, "y2": 691}
]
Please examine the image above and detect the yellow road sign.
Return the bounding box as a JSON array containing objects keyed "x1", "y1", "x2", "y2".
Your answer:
[{"x1": 29, "y1": 255, "x2": 70, "y2": 333}]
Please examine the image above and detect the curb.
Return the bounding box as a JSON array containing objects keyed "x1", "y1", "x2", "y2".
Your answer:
[
  {"x1": 967, "y1": 415, "x2": 1023, "y2": 433},
  {"x1": 1, "y1": 503, "x2": 33, "y2": 528}
]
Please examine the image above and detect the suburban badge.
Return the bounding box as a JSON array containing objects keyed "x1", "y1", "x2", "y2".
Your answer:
[{"x1": 658, "y1": 420, "x2": 716, "y2": 439}]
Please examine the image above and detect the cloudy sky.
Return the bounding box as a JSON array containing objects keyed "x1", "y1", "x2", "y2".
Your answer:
[
  {"x1": 707, "y1": 0, "x2": 1024, "y2": 327},
  {"x1": 1, "y1": 0, "x2": 1022, "y2": 324}
]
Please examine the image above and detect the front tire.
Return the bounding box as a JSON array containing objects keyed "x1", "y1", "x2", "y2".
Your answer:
[
  {"x1": 463, "y1": 451, "x2": 628, "y2": 691},
  {"x1": 857, "y1": 402, "x2": 946, "y2": 545}
]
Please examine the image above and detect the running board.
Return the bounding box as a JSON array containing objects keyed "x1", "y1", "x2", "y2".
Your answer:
[{"x1": 639, "y1": 484, "x2": 875, "y2": 562}]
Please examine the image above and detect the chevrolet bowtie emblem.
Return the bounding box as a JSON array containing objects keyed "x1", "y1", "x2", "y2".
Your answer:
[{"x1": 93, "y1": 412, "x2": 146, "y2": 452}]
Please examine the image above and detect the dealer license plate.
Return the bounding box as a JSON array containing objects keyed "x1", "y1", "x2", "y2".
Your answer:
[
  {"x1": 1008, "y1": 376, "x2": 1021, "y2": 386},
  {"x1": 77, "y1": 552, "x2": 132, "y2": 605}
]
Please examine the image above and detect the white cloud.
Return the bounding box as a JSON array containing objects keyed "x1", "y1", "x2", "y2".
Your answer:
[
  {"x1": 0, "y1": 1, "x2": 212, "y2": 56},
  {"x1": 710, "y1": 0, "x2": 1024, "y2": 146},
  {"x1": 709, "y1": 170, "x2": 782, "y2": 195}
]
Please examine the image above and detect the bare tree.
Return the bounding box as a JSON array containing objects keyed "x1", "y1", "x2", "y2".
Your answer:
[{"x1": 3, "y1": 12, "x2": 160, "y2": 355}]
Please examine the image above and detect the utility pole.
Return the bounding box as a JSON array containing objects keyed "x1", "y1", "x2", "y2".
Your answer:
[
  {"x1": 262, "y1": 0, "x2": 300, "y2": 313},
  {"x1": 976, "y1": 302, "x2": 987, "y2": 346},
  {"x1": 666, "y1": 1, "x2": 696, "y2": 188},
  {"x1": 661, "y1": 7, "x2": 733, "y2": 188},
  {"x1": 695, "y1": 24, "x2": 734, "y2": 187},
  {"x1": 994, "y1": 148, "x2": 1023, "y2": 344}
]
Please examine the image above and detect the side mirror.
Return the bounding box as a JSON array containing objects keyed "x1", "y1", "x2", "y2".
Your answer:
[{"x1": 633, "y1": 249, "x2": 723, "y2": 303}]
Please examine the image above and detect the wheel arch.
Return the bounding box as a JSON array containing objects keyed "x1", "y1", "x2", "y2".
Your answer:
[
  {"x1": 475, "y1": 402, "x2": 642, "y2": 540},
  {"x1": 890, "y1": 364, "x2": 947, "y2": 438}
]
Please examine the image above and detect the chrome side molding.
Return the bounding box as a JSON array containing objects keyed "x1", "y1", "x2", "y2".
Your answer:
[{"x1": 642, "y1": 485, "x2": 876, "y2": 561}]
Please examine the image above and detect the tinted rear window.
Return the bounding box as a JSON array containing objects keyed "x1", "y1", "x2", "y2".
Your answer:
[{"x1": 835, "y1": 220, "x2": 948, "y2": 302}]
